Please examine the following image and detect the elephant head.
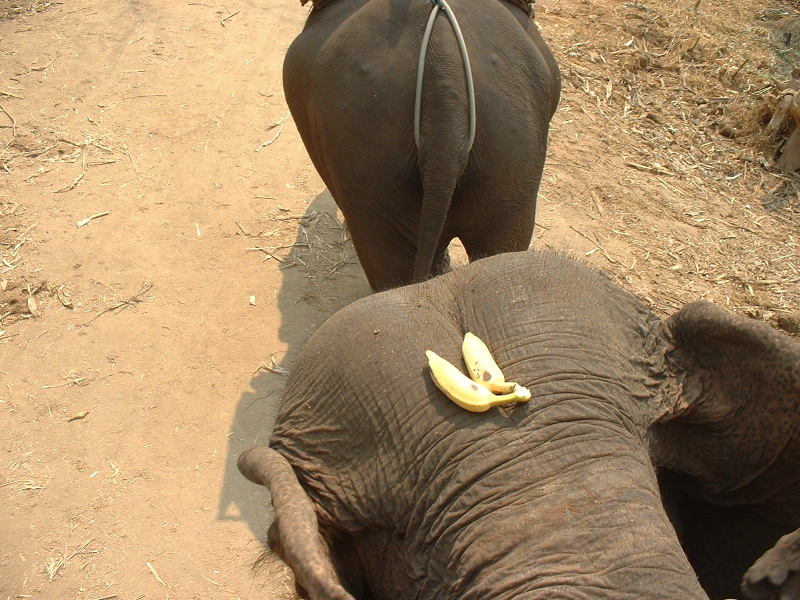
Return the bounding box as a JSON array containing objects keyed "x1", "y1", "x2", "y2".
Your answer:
[{"x1": 239, "y1": 251, "x2": 800, "y2": 600}]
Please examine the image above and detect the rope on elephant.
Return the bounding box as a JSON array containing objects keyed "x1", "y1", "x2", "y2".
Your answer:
[
  {"x1": 414, "y1": 0, "x2": 476, "y2": 154},
  {"x1": 302, "y1": 0, "x2": 533, "y2": 19}
]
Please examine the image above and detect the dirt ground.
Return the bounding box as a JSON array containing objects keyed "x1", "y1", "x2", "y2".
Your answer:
[{"x1": 1, "y1": 0, "x2": 798, "y2": 599}]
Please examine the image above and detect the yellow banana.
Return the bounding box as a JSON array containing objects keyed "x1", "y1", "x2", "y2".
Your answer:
[
  {"x1": 461, "y1": 332, "x2": 518, "y2": 394},
  {"x1": 426, "y1": 350, "x2": 531, "y2": 413}
]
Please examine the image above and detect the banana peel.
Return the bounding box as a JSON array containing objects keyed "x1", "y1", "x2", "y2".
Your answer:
[
  {"x1": 461, "y1": 332, "x2": 519, "y2": 394},
  {"x1": 426, "y1": 349, "x2": 530, "y2": 413}
]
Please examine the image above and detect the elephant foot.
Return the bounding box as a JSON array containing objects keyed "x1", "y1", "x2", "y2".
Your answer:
[{"x1": 742, "y1": 528, "x2": 800, "y2": 600}]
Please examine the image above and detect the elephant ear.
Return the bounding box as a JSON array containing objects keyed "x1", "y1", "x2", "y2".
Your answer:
[
  {"x1": 650, "y1": 300, "x2": 800, "y2": 598},
  {"x1": 238, "y1": 447, "x2": 356, "y2": 600},
  {"x1": 652, "y1": 299, "x2": 800, "y2": 500}
]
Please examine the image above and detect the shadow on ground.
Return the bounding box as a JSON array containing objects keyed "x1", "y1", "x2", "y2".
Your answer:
[{"x1": 216, "y1": 190, "x2": 370, "y2": 541}]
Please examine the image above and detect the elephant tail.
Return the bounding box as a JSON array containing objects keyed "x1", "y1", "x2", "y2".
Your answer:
[{"x1": 412, "y1": 1, "x2": 475, "y2": 283}]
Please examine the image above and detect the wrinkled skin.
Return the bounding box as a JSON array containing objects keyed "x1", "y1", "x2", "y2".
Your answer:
[
  {"x1": 239, "y1": 251, "x2": 800, "y2": 600},
  {"x1": 283, "y1": 0, "x2": 560, "y2": 290},
  {"x1": 742, "y1": 530, "x2": 800, "y2": 600}
]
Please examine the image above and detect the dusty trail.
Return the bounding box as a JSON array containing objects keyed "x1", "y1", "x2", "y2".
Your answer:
[{"x1": 1, "y1": 0, "x2": 798, "y2": 599}]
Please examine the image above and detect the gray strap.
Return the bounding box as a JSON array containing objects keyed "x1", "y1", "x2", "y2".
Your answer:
[{"x1": 414, "y1": 0, "x2": 476, "y2": 154}]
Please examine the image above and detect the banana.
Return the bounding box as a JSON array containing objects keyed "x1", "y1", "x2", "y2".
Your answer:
[
  {"x1": 426, "y1": 350, "x2": 531, "y2": 413},
  {"x1": 461, "y1": 332, "x2": 517, "y2": 394}
]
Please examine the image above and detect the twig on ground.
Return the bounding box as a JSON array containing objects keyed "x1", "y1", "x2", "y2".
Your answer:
[
  {"x1": 625, "y1": 161, "x2": 673, "y2": 176},
  {"x1": 255, "y1": 112, "x2": 290, "y2": 151},
  {"x1": 146, "y1": 561, "x2": 167, "y2": 587},
  {"x1": 54, "y1": 155, "x2": 87, "y2": 193},
  {"x1": 22, "y1": 168, "x2": 53, "y2": 182},
  {"x1": 570, "y1": 226, "x2": 635, "y2": 269},
  {"x1": 76, "y1": 211, "x2": 110, "y2": 227},
  {"x1": 254, "y1": 355, "x2": 290, "y2": 376},
  {"x1": 590, "y1": 190, "x2": 604, "y2": 215},
  {"x1": 247, "y1": 247, "x2": 285, "y2": 262},
  {"x1": 123, "y1": 94, "x2": 168, "y2": 100},
  {"x1": 46, "y1": 539, "x2": 93, "y2": 581},
  {"x1": 731, "y1": 58, "x2": 749, "y2": 81},
  {"x1": 30, "y1": 54, "x2": 59, "y2": 72},
  {"x1": 220, "y1": 10, "x2": 240, "y2": 26},
  {"x1": 42, "y1": 377, "x2": 85, "y2": 390},
  {"x1": 67, "y1": 410, "x2": 91, "y2": 421},
  {"x1": 123, "y1": 143, "x2": 140, "y2": 177},
  {"x1": 0, "y1": 102, "x2": 16, "y2": 138},
  {"x1": 84, "y1": 282, "x2": 154, "y2": 326}
]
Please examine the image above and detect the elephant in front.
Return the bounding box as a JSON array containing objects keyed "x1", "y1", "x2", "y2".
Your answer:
[
  {"x1": 283, "y1": 0, "x2": 560, "y2": 290},
  {"x1": 239, "y1": 251, "x2": 800, "y2": 600}
]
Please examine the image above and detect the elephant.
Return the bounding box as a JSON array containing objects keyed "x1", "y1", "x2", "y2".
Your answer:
[
  {"x1": 283, "y1": 0, "x2": 561, "y2": 290},
  {"x1": 238, "y1": 250, "x2": 800, "y2": 600}
]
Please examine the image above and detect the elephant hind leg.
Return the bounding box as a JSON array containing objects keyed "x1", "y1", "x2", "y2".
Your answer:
[
  {"x1": 453, "y1": 192, "x2": 536, "y2": 265},
  {"x1": 343, "y1": 211, "x2": 420, "y2": 291},
  {"x1": 458, "y1": 220, "x2": 534, "y2": 264},
  {"x1": 238, "y1": 447, "x2": 356, "y2": 600}
]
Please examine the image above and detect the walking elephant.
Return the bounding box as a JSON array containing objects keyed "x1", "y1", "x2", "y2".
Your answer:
[
  {"x1": 239, "y1": 251, "x2": 800, "y2": 600},
  {"x1": 283, "y1": 0, "x2": 560, "y2": 290}
]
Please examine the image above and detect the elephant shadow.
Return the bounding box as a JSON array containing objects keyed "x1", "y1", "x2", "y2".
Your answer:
[{"x1": 216, "y1": 189, "x2": 371, "y2": 541}]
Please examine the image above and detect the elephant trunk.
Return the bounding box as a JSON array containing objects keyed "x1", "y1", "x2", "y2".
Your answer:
[
  {"x1": 400, "y1": 418, "x2": 709, "y2": 600},
  {"x1": 238, "y1": 447, "x2": 356, "y2": 600}
]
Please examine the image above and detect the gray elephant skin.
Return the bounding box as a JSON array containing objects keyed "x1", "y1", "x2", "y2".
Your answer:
[
  {"x1": 239, "y1": 251, "x2": 800, "y2": 600},
  {"x1": 283, "y1": 0, "x2": 561, "y2": 290}
]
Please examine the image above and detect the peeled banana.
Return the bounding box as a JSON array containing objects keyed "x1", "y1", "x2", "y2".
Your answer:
[
  {"x1": 426, "y1": 350, "x2": 531, "y2": 413},
  {"x1": 461, "y1": 332, "x2": 518, "y2": 394}
]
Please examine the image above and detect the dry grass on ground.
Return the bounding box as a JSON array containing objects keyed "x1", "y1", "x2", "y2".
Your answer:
[{"x1": 537, "y1": 0, "x2": 800, "y2": 334}]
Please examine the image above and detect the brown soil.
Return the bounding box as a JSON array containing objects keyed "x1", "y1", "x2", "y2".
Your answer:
[{"x1": 1, "y1": 0, "x2": 798, "y2": 598}]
